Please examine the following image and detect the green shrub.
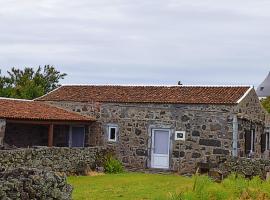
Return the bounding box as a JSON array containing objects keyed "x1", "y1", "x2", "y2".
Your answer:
[{"x1": 104, "y1": 156, "x2": 124, "y2": 174}]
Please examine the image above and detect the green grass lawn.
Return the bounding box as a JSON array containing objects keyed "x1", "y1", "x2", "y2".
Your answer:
[
  {"x1": 68, "y1": 173, "x2": 193, "y2": 200},
  {"x1": 68, "y1": 173, "x2": 270, "y2": 200}
]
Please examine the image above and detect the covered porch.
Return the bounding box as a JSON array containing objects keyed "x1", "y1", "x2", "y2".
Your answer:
[{"x1": 0, "y1": 98, "x2": 95, "y2": 148}]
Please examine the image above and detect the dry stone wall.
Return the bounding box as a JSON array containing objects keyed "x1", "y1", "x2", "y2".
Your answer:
[
  {"x1": 0, "y1": 167, "x2": 72, "y2": 200},
  {"x1": 0, "y1": 147, "x2": 101, "y2": 175}
]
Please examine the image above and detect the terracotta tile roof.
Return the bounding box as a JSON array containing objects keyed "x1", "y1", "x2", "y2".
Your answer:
[
  {"x1": 0, "y1": 98, "x2": 95, "y2": 122},
  {"x1": 36, "y1": 85, "x2": 252, "y2": 105}
]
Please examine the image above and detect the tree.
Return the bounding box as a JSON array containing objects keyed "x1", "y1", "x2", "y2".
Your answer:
[
  {"x1": 261, "y1": 97, "x2": 270, "y2": 113},
  {"x1": 0, "y1": 65, "x2": 67, "y2": 99}
]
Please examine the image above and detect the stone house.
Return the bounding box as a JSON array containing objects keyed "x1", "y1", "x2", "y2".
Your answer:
[{"x1": 0, "y1": 85, "x2": 269, "y2": 173}]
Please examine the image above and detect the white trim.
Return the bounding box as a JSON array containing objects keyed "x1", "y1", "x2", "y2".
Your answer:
[
  {"x1": 34, "y1": 86, "x2": 63, "y2": 101},
  {"x1": 0, "y1": 97, "x2": 33, "y2": 102},
  {"x1": 108, "y1": 124, "x2": 118, "y2": 142},
  {"x1": 236, "y1": 86, "x2": 253, "y2": 104}
]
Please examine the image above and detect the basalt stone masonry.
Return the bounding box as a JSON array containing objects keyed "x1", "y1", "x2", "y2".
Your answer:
[
  {"x1": 0, "y1": 168, "x2": 72, "y2": 200},
  {"x1": 45, "y1": 88, "x2": 267, "y2": 174},
  {"x1": 0, "y1": 147, "x2": 102, "y2": 175}
]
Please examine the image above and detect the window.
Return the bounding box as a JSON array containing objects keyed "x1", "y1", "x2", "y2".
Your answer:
[
  {"x1": 245, "y1": 129, "x2": 255, "y2": 155},
  {"x1": 69, "y1": 126, "x2": 85, "y2": 147},
  {"x1": 175, "y1": 131, "x2": 185, "y2": 141},
  {"x1": 260, "y1": 87, "x2": 264, "y2": 91},
  {"x1": 267, "y1": 133, "x2": 270, "y2": 150},
  {"x1": 108, "y1": 125, "x2": 118, "y2": 142},
  {"x1": 262, "y1": 132, "x2": 270, "y2": 152}
]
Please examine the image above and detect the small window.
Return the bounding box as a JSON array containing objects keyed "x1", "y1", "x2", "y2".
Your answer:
[
  {"x1": 175, "y1": 131, "x2": 185, "y2": 141},
  {"x1": 108, "y1": 125, "x2": 118, "y2": 142},
  {"x1": 260, "y1": 87, "x2": 264, "y2": 91}
]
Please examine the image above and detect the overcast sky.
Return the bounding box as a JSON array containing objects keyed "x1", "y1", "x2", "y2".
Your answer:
[{"x1": 0, "y1": 0, "x2": 270, "y2": 86}]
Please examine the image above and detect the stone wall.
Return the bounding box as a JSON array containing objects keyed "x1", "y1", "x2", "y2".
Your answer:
[
  {"x1": 217, "y1": 157, "x2": 270, "y2": 179},
  {"x1": 0, "y1": 147, "x2": 101, "y2": 175},
  {"x1": 0, "y1": 167, "x2": 72, "y2": 200},
  {"x1": 0, "y1": 119, "x2": 6, "y2": 146},
  {"x1": 236, "y1": 89, "x2": 266, "y2": 158}
]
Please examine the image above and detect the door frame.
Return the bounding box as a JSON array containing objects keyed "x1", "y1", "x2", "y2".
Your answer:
[
  {"x1": 68, "y1": 125, "x2": 85, "y2": 147},
  {"x1": 150, "y1": 128, "x2": 171, "y2": 169}
]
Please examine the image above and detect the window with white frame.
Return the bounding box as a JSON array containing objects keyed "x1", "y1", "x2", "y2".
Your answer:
[{"x1": 108, "y1": 125, "x2": 118, "y2": 142}]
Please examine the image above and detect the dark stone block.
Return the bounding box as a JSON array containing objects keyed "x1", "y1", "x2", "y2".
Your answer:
[
  {"x1": 172, "y1": 151, "x2": 185, "y2": 158},
  {"x1": 202, "y1": 125, "x2": 206, "y2": 130},
  {"x1": 136, "y1": 149, "x2": 147, "y2": 156},
  {"x1": 192, "y1": 152, "x2": 201, "y2": 158},
  {"x1": 82, "y1": 106, "x2": 88, "y2": 111},
  {"x1": 213, "y1": 148, "x2": 229, "y2": 155},
  {"x1": 135, "y1": 128, "x2": 142, "y2": 136},
  {"x1": 181, "y1": 115, "x2": 190, "y2": 122},
  {"x1": 160, "y1": 111, "x2": 166, "y2": 115},
  {"x1": 192, "y1": 130, "x2": 200, "y2": 137},
  {"x1": 210, "y1": 123, "x2": 222, "y2": 131},
  {"x1": 199, "y1": 139, "x2": 221, "y2": 147}
]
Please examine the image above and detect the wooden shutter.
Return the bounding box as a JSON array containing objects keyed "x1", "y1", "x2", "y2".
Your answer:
[
  {"x1": 245, "y1": 130, "x2": 251, "y2": 155},
  {"x1": 261, "y1": 133, "x2": 266, "y2": 153}
]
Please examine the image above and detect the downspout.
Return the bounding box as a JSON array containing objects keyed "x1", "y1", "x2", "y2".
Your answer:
[{"x1": 232, "y1": 115, "x2": 238, "y2": 157}]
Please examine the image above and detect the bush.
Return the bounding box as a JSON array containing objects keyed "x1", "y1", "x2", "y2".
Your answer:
[{"x1": 104, "y1": 156, "x2": 124, "y2": 174}]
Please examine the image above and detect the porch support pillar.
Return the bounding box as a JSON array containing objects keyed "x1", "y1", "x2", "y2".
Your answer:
[
  {"x1": 48, "y1": 124, "x2": 54, "y2": 147},
  {"x1": 0, "y1": 119, "x2": 6, "y2": 146},
  {"x1": 232, "y1": 115, "x2": 238, "y2": 157}
]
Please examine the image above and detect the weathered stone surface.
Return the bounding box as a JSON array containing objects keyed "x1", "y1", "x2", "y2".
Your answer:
[
  {"x1": 181, "y1": 115, "x2": 190, "y2": 122},
  {"x1": 213, "y1": 149, "x2": 230, "y2": 155},
  {"x1": 199, "y1": 139, "x2": 221, "y2": 147},
  {"x1": 192, "y1": 130, "x2": 200, "y2": 137},
  {"x1": 135, "y1": 128, "x2": 142, "y2": 136},
  {"x1": 0, "y1": 168, "x2": 72, "y2": 200},
  {"x1": 210, "y1": 123, "x2": 222, "y2": 131},
  {"x1": 0, "y1": 147, "x2": 102, "y2": 175},
  {"x1": 136, "y1": 149, "x2": 147, "y2": 156},
  {"x1": 217, "y1": 157, "x2": 270, "y2": 179},
  {"x1": 172, "y1": 151, "x2": 185, "y2": 158},
  {"x1": 192, "y1": 152, "x2": 201, "y2": 158}
]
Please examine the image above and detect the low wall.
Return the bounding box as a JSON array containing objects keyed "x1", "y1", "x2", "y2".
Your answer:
[
  {"x1": 0, "y1": 147, "x2": 102, "y2": 175},
  {"x1": 0, "y1": 167, "x2": 72, "y2": 200},
  {"x1": 219, "y1": 157, "x2": 270, "y2": 178}
]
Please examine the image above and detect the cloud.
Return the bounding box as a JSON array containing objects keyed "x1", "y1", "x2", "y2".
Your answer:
[{"x1": 0, "y1": 0, "x2": 270, "y2": 86}]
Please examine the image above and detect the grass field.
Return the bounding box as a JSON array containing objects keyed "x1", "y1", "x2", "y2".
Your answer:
[
  {"x1": 68, "y1": 173, "x2": 193, "y2": 200},
  {"x1": 68, "y1": 173, "x2": 270, "y2": 200}
]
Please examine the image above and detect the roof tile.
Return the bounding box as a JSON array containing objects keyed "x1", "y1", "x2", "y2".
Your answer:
[
  {"x1": 37, "y1": 85, "x2": 251, "y2": 104},
  {"x1": 0, "y1": 98, "x2": 94, "y2": 122}
]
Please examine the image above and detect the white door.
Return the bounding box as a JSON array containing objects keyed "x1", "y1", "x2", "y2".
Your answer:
[{"x1": 151, "y1": 129, "x2": 170, "y2": 169}]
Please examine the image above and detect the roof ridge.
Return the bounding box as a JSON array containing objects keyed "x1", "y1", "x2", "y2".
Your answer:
[{"x1": 60, "y1": 84, "x2": 252, "y2": 88}]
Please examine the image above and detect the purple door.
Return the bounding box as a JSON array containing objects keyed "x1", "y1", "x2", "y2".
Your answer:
[{"x1": 71, "y1": 127, "x2": 85, "y2": 147}]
